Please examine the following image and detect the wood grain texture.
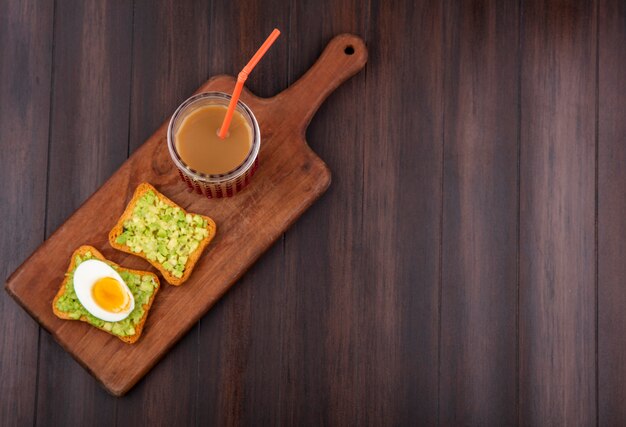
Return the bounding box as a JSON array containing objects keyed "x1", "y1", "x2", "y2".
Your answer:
[
  {"x1": 6, "y1": 34, "x2": 367, "y2": 397},
  {"x1": 275, "y1": 0, "x2": 368, "y2": 424},
  {"x1": 519, "y1": 0, "x2": 597, "y2": 424},
  {"x1": 34, "y1": 1, "x2": 133, "y2": 425},
  {"x1": 5, "y1": 0, "x2": 626, "y2": 424},
  {"x1": 195, "y1": 0, "x2": 292, "y2": 425},
  {"x1": 117, "y1": 1, "x2": 211, "y2": 422},
  {"x1": 439, "y1": 0, "x2": 519, "y2": 424},
  {"x1": 0, "y1": 1, "x2": 53, "y2": 426},
  {"x1": 598, "y1": 0, "x2": 626, "y2": 424},
  {"x1": 360, "y1": 0, "x2": 443, "y2": 424}
]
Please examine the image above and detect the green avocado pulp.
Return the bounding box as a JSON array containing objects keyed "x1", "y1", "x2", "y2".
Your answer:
[
  {"x1": 55, "y1": 251, "x2": 158, "y2": 337},
  {"x1": 115, "y1": 190, "x2": 210, "y2": 279}
]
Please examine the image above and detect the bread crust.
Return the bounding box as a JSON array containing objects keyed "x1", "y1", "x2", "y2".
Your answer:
[
  {"x1": 108, "y1": 182, "x2": 216, "y2": 286},
  {"x1": 52, "y1": 245, "x2": 160, "y2": 344}
]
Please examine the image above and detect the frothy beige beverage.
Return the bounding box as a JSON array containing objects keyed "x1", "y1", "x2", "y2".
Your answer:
[{"x1": 175, "y1": 105, "x2": 252, "y2": 175}]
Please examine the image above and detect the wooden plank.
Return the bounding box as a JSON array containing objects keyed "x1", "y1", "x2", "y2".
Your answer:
[
  {"x1": 6, "y1": 34, "x2": 367, "y2": 397},
  {"x1": 439, "y1": 0, "x2": 519, "y2": 424},
  {"x1": 519, "y1": 0, "x2": 597, "y2": 424},
  {"x1": 195, "y1": 1, "x2": 292, "y2": 424},
  {"x1": 598, "y1": 0, "x2": 626, "y2": 424},
  {"x1": 0, "y1": 0, "x2": 53, "y2": 425},
  {"x1": 116, "y1": 0, "x2": 211, "y2": 423},
  {"x1": 274, "y1": 0, "x2": 369, "y2": 424},
  {"x1": 33, "y1": 1, "x2": 133, "y2": 425},
  {"x1": 347, "y1": 0, "x2": 443, "y2": 424}
]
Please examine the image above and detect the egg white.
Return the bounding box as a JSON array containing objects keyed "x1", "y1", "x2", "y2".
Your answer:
[{"x1": 73, "y1": 259, "x2": 135, "y2": 322}]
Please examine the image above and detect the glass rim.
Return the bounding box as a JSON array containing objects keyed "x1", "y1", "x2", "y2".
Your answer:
[{"x1": 167, "y1": 91, "x2": 260, "y2": 183}]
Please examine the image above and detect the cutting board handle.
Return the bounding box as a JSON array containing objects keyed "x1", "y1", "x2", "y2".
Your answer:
[{"x1": 275, "y1": 33, "x2": 367, "y2": 131}]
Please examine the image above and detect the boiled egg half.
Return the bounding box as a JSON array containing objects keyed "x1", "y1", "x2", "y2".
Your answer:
[{"x1": 74, "y1": 259, "x2": 135, "y2": 322}]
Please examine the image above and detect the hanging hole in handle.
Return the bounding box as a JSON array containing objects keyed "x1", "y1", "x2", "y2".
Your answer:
[{"x1": 344, "y1": 45, "x2": 355, "y2": 55}]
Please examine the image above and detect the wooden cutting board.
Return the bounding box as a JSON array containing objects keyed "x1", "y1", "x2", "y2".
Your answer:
[{"x1": 5, "y1": 34, "x2": 367, "y2": 396}]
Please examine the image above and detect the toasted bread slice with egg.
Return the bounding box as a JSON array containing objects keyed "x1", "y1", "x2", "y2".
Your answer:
[
  {"x1": 52, "y1": 245, "x2": 160, "y2": 344},
  {"x1": 108, "y1": 183, "x2": 216, "y2": 286}
]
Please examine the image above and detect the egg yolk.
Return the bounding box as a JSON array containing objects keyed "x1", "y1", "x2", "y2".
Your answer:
[{"x1": 92, "y1": 277, "x2": 130, "y2": 313}]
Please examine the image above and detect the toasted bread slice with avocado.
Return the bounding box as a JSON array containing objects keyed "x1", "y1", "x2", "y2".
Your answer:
[
  {"x1": 108, "y1": 183, "x2": 216, "y2": 286},
  {"x1": 52, "y1": 245, "x2": 160, "y2": 344}
]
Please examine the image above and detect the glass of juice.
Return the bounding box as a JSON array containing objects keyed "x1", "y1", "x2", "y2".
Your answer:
[{"x1": 167, "y1": 92, "x2": 260, "y2": 198}]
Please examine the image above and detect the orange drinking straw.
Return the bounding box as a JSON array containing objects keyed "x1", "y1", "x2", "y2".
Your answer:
[{"x1": 218, "y1": 28, "x2": 281, "y2": 139}]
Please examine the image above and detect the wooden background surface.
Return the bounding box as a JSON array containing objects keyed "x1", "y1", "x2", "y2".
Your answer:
[{"x1": 1, "y1": 0, "x2": 625, "y2": 425}]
